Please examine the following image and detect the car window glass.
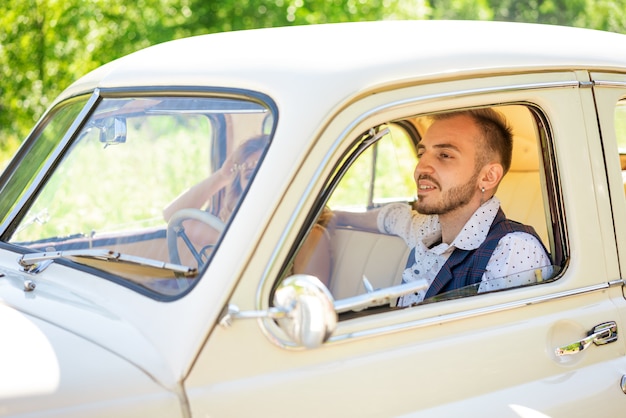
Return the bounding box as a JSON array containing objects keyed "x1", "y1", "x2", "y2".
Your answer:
[
  {"x1": 8, "y1": 96, "x2": 273, "y2": 297},
  {"x1": 287, "y1": 105, "x2": 558, "y2": 315},
  {"x1": 328, "y1": 123, "x2": 418, "y2": 211},
  {"x1": 0, "y1": 97, "x2": 89, "y2": 225}
]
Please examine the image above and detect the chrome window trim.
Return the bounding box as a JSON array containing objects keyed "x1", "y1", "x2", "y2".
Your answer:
[
  {"x1": 327, "y1": 282, "x2": 611, "y2": 345},
  {"x1": 262, "y1": 281, "x2": 613, "y2": 349},
  {"x1": 326, "y1": 80, "x2": 579, "y2": 160},
  {"x1": 593, "y1": 80, "x2": 626, "y2": 88},
  {"x1": 258, "y1": 77, "x2": 577, "y2": 348},
  {"x1": 0, "y1": 90, "x2": 101, "y2": 236}
]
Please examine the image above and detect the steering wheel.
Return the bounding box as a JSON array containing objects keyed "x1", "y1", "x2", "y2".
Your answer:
[{"x1": 167, "y1": 208, "x2": 225, "y2": 266}]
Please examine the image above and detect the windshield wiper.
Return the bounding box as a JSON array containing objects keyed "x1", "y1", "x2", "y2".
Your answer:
[{"x1": 18, "y1": 249, "x2": 197, "y2": 280}]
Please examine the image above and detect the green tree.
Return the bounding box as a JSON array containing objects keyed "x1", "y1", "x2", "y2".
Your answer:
[
  {"x1": 179, "y1": 0, "x2": 430, "y2": 34},
  {"x1": 582, "y1": 0, "x2": 626, "y2": 33},
  {"x1": 0, "y1": 0, "x2": 185, "y2": 147},
  {"x1": 489, "y1": 0, "x2": 586, "y2": 25},
  {"x1": 429, "y1": 0, "x2": 492, "y2": 20}
]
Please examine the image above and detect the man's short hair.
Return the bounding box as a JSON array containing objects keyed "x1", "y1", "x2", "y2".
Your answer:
[{"x1": 432, "y1": 108, "x2": 514, "y2": 174}]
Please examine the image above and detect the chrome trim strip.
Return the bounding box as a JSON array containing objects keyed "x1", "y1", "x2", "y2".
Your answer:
[
  {"x1": 349, "y1": 80, "x2": 580, "y2": 130},
  {"x1": 592, "y1": 80, "x2": 626, "y2": 88},
  {"x1": 328, "y1": 283, "x2": 610, "y2": 344},
  {"x1": 0, "y1": 91, "x2": 101, "y2": 234}
]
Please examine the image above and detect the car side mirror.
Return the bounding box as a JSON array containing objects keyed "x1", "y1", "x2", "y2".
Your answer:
[
  {"x1": 221, "y1": 274, "x2": 428, "y2": 349},
  {"x1": 220, "y1": 274, "x2": 337, "y2": 349},
  {"x1": 273, "y1": 274, "x2": 338, "y2": 349}
]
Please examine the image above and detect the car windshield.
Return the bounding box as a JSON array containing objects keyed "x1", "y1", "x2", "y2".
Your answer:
[{"x1": 7, "y1": 95, "x2": 273, "y2": 297}]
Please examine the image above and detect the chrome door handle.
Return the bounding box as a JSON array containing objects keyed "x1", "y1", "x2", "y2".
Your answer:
[{"x1": 555, "y1": 321, "x2": 618, "y2": 356}]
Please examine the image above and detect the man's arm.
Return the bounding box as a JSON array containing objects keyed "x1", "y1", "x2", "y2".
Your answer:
[
  {"x1": 331, "y1": 209, "x2": 381, "y2": 233},
  {"x1": 479, "y1": 232, "x2": 553, "y2": 293}
]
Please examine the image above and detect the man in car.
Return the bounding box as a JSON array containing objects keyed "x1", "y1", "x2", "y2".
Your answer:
[{"x1": 333, "y1": 108, "x2": 552, "y2": 306}]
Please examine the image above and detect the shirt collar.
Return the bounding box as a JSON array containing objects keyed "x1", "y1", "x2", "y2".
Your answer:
[{"x1": 449, "y1": 196, "x2": 501, "y2": 251}]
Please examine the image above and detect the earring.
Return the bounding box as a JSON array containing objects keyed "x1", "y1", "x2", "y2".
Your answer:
[{"x1": 481, "y1": 187, "x2": 485, "y2": 193}]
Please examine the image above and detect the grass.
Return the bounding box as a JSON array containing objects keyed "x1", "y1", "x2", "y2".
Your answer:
[{"x1": 11, "y1": 115, "x2": 211, "y2": 242}]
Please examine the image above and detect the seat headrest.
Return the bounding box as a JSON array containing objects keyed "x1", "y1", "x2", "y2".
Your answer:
[{"x1": 509, "y1": 135, "x2": 539, "y2": 172}]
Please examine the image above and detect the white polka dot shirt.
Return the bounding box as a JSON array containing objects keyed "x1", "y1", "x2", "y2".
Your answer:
[{"x1": 377, "y1": 197, "x2": 553, "y2": 306}]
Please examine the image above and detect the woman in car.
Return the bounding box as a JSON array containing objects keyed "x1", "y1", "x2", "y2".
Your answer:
[{"x1": 164, "y1": 135, "x2": 333, "y2": 286}]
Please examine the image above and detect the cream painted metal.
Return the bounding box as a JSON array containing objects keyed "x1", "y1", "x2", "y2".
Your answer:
[
  {"x1": 185, "y1": 70, "x2": 626, "y2": 416},
  {"x1": 0, "y1": 271, "x2": 182, "y2": 417},
  {"x1": 1, "y1": 20, "x2": 626, "y2": 417}
]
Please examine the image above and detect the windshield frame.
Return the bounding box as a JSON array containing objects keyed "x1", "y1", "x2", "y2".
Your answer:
[{"x1": 0, "y1": 86, "x2": 278, "y2": 301}]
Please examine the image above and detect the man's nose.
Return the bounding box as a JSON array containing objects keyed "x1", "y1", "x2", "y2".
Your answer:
[{"x1": 414, "y1": 154, "x2": 432, "y2": 178}]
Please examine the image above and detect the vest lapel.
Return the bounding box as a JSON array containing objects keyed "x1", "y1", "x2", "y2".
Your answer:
[
  {"x1": 424, "y1": 248, "x2": 472, "y2": 298},
  {"x1": 424, "y1": 209, "x2": 507, "y2": 299}
]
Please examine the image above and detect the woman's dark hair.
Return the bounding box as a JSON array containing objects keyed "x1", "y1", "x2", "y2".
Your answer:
[{"x1": 223, "y1": 135, "x2": 270, "y2": 216}]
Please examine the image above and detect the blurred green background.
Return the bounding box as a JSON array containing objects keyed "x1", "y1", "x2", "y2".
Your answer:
[{"x1": 1, "y1": 0, "x2": 625, "y2": 166}]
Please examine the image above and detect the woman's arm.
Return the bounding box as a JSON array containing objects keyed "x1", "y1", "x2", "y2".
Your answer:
[
  {"x1": 163, "y1": 157, "x2": 236, "y2": 221},
  {"x1": 293, "y1": 224, "x2": 333, "y2": 287}
]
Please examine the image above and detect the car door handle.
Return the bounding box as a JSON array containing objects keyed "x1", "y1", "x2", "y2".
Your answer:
[{"x1": 555, "y1": 321, "x2": 618, "y2": 356}]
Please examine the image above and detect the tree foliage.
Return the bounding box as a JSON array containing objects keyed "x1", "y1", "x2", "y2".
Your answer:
[{"x1": 1, "y1": 0, "x2": 625, "y2": 158}]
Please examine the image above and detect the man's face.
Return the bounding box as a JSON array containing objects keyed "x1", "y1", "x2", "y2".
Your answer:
[{"x1": 414, "y1": 115, "x2": 483, "y2": 215}]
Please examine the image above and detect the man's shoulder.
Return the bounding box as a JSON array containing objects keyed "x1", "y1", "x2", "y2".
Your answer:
[
  {"x1": 493, "y1": 206, "x2": 540, "y2": 237},
  {"x1": 484, "y1": 212, "x2": 548, "y2": 253}
]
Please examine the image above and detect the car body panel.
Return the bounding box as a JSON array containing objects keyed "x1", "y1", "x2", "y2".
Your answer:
[
  {"x1": 0, "y1": 297, "x2": 181, "y2": 417},
  {"x1": 184, "y1": 69, "x2": 626, "y2": 416}
]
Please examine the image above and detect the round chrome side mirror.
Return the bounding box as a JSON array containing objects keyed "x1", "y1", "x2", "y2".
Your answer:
[{"x1": 273, "y1": 274, "x2": 337, "y2": 349}]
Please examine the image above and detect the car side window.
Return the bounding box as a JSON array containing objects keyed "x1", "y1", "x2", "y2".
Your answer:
[
  {"x1": 287, "y1": 104, "x2": 560, "y2": 315},
  {"x1": 328, "y1": 123, "x2": 418, "y2": 211},
  {"x1": 327, "y1": 124, "x2": 419, "y2": 299}
]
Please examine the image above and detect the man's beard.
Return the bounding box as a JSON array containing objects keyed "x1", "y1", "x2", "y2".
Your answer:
[{"x1": 415, "y1": 170, "x2": 480, "y2": 215}]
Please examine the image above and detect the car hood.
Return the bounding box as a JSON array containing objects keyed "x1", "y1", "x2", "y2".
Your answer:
[
  {"x1": 0, "y1": 250, "x2": 182, "y2": 392},
  {"x1": 0, "y1": 301, "x2": 178, "y2": 416}
]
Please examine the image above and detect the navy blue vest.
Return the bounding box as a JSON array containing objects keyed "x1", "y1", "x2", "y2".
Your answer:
[{"x1": 406, "y1": 208, "x2": 547, "y2": 300}]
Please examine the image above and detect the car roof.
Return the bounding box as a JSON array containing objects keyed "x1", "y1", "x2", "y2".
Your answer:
[
  {"x1": 63, "y1": 20, "x2": 626, "y2": 103},
  {"x1": 56, "y1": 20, "x2": 626, "y2": 168}
]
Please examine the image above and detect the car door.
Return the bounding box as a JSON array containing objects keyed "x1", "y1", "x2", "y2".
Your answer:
[{"x1": 185, "y1": 71, "x2": 626, "y2": 417}]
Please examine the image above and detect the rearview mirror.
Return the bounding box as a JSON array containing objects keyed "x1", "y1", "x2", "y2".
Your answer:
[{"x1": 99, "y1": 117, "x2": 127, "y2": 146}]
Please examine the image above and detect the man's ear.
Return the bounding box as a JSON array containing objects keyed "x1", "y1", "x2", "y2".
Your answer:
[{"x1": 480, "y1": 163, "x2": 504, "y2": 191}]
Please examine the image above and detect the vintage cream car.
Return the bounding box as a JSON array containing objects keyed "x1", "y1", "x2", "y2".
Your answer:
[{"x1": 2, "y1": 20, "x2": 626, "y2": 417}]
